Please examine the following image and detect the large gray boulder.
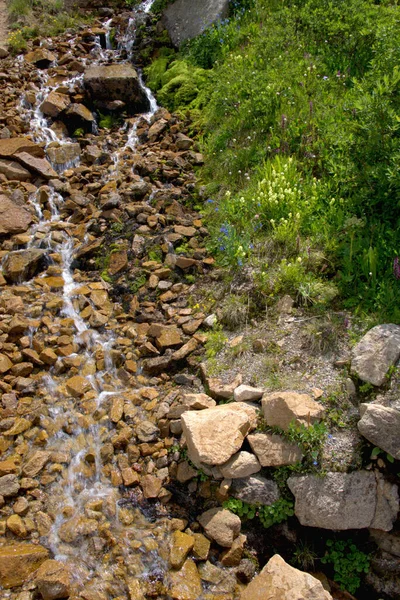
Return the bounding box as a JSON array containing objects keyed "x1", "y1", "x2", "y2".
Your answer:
[
  {"x1": 84, "y1": 64, "x2": 150, "y2": 114},
  {"x1": 358, "y1": 403, "x2": 400, "y2": 460},
  {"x1": 351, "y1": 324, "x2": 400, "y2": 386},
  {"x1": 288, "y1": 471, "x2": 399, "y2": 531},
  {"x1": 161, "y1": 0, "x2": 229, "y2": 47}
]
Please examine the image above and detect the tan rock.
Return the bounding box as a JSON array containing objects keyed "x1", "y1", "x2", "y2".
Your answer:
[
  {"x1": 25, "y1": 48, "x2": 56, "y2": 65},
  {"x1": 2, "y1": 249, "x2": 47, "y2": 283},
  {"x1": 0, "y1": 544, "x2": 49, "y2": 588},
  {"x1": 156, "y1": 327, "x2": 182, "y2": 350},
  {"x1": 22, "y1": 451, "x2": 51, "y2": 478},
  {"x1": 39, "y1": 348, "x2": 58, "y2": 366},
  {"x1": 220, "y1": 533, "x2": 247, "y2": 567},
  {"x1": 35, "y1": 559, "x2": 70, "y2": 600},
  {"x1": 14, "y1": 152, "x2": 58, "y2": 179},
  {"x1": 181, "y1": 403, "x2": 257, "y2": 466},
  {"x1": 110, "y1": 397, "x2": 124, "y2": 423},
  {"x1": 207, "y1": 373, "x2": 242, "y2": 400},
  {"x1": 0, "y1": 353, "x2": 13, "y2": 374},
  {"x1": 262, "y1": 391, "x2": 325, "y2": 431},
  {"x1": 219, "y1": 451, "x2": 261, "y2": 479},
  {"x1": 7, "y1": 514, "x2": 27, "y2": 537},
  {"x1": 66, "y1": 375, "x2": 92, "y2": 398},
  {"x1": 65, "y1": 103, "x2": 95, "y2": 122},
  {"x1": 0, "y1": 137, "x2": 44, "y2": 158},
  {"x1": 40, "y1": 92, "x2": 71, "y2": 117},
  {"x1": 240, "y1": 554, "x2": 332, "y2": 600},
  {"x1": 141, "y1": 474, "x2": 162, "y2": 498},
  {"x1": 169, "y1": 558, "x2": 202, "y2": 600},
  {"x1": 0, "y1": 159, "x2": 32, "y2": 181},
  {"x1": 192, "y1": 533, "x2": 210, "y2": 560},
  {"x1": 248, "y1": 433, "x2": 303, "y2": 467},
  {"x1": 198, "y1": 507, "x2": 241, "y2": 547},
  {"x1": 0, "y1": 474, "x2": 20, "y2": 497},
  {"x1": 108, "y1": 249, "x2": 128, "y2": 275},
  {"x1": 170, "y1": 530, "x2": 195, "y2": 569}
]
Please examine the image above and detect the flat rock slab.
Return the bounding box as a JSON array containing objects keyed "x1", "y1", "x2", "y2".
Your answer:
[
  {"x1": 2, "y1": 249, "x2": 48, "y2": 282},
  {"x1": 162, "y1": 0, "x2": 229, "y2": 46},
  {"x1": 84, "y1": 64, "x2": 150, "y2": 113},
  {"x1": 0, "y1": 194, "x2": 33, "y2": 235},
  {"x1": 288, "y1": 471, "x2": 399, "y2": 531},
  {"x1": 248, "y1": 432, "x2": 303, "y2": 467},
  {"x1": 262, "y1": 390, "x2": 325, "y2": 430},
  {"x1": 358, "y1": 403, "x2": 400, "y2": 460},
  {"x1": 181, "y1": 402, "x2": 257, "y2": 466},
  {"x1": 240, "y1": 554, "x2": 332, "y2": 600},
  {"x1": 0, "y1": 159, "x2": 32, "y2": 181},
  {"x1": 0, "y1": 544, "x2": 49, "y2": 588},
  {"x1": 14, "y1": 152, "x2": 58, "y2": 179},
  {"x1": 0, "y1": 137, "x2": 44, "y2": 158},
  {"x1": 351, "y1": 324, "x2": 400, "y2": 386}
]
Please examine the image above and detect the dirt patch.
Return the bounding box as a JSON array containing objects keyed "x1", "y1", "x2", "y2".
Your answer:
[{"x1": 0, "y1": 0, "x2": 8, "y2": 46}]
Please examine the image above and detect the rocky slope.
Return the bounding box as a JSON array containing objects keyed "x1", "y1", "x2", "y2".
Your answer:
[{"x1": 0, "y1": 2, "x2": 399, "y2": 600}]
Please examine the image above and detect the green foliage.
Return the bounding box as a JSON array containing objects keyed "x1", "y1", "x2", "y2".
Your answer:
[
  {"x1": 157, "y1": 0, "x2": 400, "y2": 321},
  {"x1": 286, "y1": 421, "x2": 327, "y2": 467},
  {"x1": 204, "y1": 324, "x2": 227, "y2": 358},
  {"x1": 73, "y1": 128, "x2": 85, "y2": 138},
  {"x1": 130, "y1": 274, "x2": 147, "y2": 294},
  {"x1": 321, "y1": 539, "x2": 370, "y2": 594},
  {"x1": 223, "y1": 497, "x2": 294, "y2": 528},
  {"x1": 98, "y1": 112, "x2": 118, "y2": 130},
  {"x1": 370, "y1": 446, "x2": 395, "y2": 464}
]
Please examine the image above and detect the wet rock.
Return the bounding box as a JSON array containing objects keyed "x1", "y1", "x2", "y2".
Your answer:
[
  {"x1": 0, "y1": 194, "x2": 34, "y2": 235},
  {"x1": 0, "y1": 353, "x2": 13, "y2": 374},
  {"x1": 40, "y1": 91, "x2": 71, "y2": 117},
  {"x1": 141, "y1": 474, "x2": 162, "y2": 498},
  {"x1": 0, "y1": 544, "x2": 49, "y2": 588},
  {"x1": 351, "y1": 324, "x2": 400, "y2": 386},
  {"x1": 35, "y1": 559, "x2": 70, "y2": 600},
  {"x1": 220, "y1": 533, "x2": 246, "y2": 567},
  {"x1": 181, "y1": 402, "x2": 257, "y2": 466},
  {"x1": 2, "y1": 249, "x2": 48, "y2": 283},
  {"x1": 0, "y1": 159, "x2": 32, "y2": 181},
  {"x1": 14, "y1": 152, "x2": 58, "y2": 179},
  {"x1": 162, "y1": 0, "x2": 229, "y2": 47},
  {"x1": 233, "y1": 384, "x2": 264, "y2": 402},
  {"x1": 170, "y1": 530, "x2": 195, "y2": 569},
  {"x1": 0, "y1": 474, "x2": 20, "y2": 497},
  {"x1": 288, "y1": 471, "x2": 399, "y2": 531},
  {"x1": 136, "y1": 421, "x2": 160, "y2": 442},
  {"x1": 192, "y1": 532, "x2": 210, "y2": 560},
  {"x1": 262, "y1": 390, "x2": 325, "y2": 430},
  {"x1": 0, "y1": 137, "x2": 45, "y2": 158},
  {"x1": 22, "y1": 451, "x2": 51, "y2": 478},
  {"x1": 84, "y1": 64, "x2": 150, "y2": 113},
  {"x1": 230, "y1": 474, "x2": 280, "y2": 506},
  {"x1": 198, "y1": 560, "x2": 236, "y2": 593},
  {"x1": 24, "y1": 48, "x2": 56, "y2": 68},
  {"x1": 7, "y1": 514, "x2": 27, "y2": 537},
  {"x1": 241, "y1": 554, "x2": 332, "y2": 600},
  {"x1": 47, "y1": 143, "x2": 81, "y2": 167},
  {"x1": 169, "y1": 558, "x2": 202, "y2": 600},
  {"x1": 219, "y1": 451, "x2": 261, "y2": 479},
  {"x1": 66, "y1": 375, "x2": 92, "y2": 398},
  {"x1": 198, "y1": 507, "x2": 241, "y2": 548},
  {"x1": 358, "y1": 403, "x2": 400, "y2": 460},
  {"x1": 247, "y1": 433, "x2": 303, "y2": 467}
]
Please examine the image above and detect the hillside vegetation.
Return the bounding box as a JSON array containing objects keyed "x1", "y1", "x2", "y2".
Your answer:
[{"x1": 146, "y1": 0, "x2": 400, "y2": 321}]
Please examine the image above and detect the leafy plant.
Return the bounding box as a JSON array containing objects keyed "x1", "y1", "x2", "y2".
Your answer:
[
  {"x1": 204, "y1": 324, "x2": 227, "y2": 358},
  {"x1": 370, "y1": 446, "x2": 395, "y2": 464},
  {"x1": 321, "y1": 539, "x2": 370, "y2": 594},
  {"x1": 223, "y1": 497, "x2": 294, "y2": 529},
  {"x1": 286, "y1": 421, "x2": 327, "y2": 467}
]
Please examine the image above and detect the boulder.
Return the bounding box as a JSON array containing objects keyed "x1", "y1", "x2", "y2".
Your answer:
[
  {"x1": 262, "y1": 391, "x2": 325, "y2": 430},
  {"x1": 240, "y1": 554, "x2": 332, "y2": 600},
  {"x1": 40, "y1": 91, "x2": 71, "y2": 117},
  {"x1": 0, "y1": 137, "x2": 45, "y2": 158},
  {"x1": 247, "y1": 433, "x2": 303, "y2": 467},
  {"x1": 230, "y1": 475, "x2": 280, "y2": 506},
  {"x1": 358, "y1": 404, "x2": 400, "y2": 460},
  {"x1": 84, "y1": 64, "x2": 150, "y2": 113},
  {"x1": 14, "y1": 152, "x2": 58, "y2": 179},
  {"x1": 2, "y1": 249, "x2": 48, "y2": 282},
  {"x1": 35, "y1": 559, "x2": 70, "y2": 600},
  {"x1": 0, "y1": 195, "x2": 33, "y2": 235},
  {"x1": 0, "y1": 544, "x2": 49, "y2": 588},
  {"x1": 287, "y1": 471, "x2": 399, "y2": 531},
  {"x1": 161, "y1": 0, "x2": 229, "y2": 47},
  {"x1": 198, "y1": 507, "x2": 241, "y2": 547},
  {"x1": 351, "y1": 324, "x2": 400, "y2": 386},
  {"x1": 24, "y1": 48, "x2": 56, "y2": 68},
  {"x1": 0, "y1": 159, "x2": 32, "y2": 181},
  {"x1": 47, "y1": 143, "x2": 81, "y2": 168},
  {"x1": 181, "y1": 402, "x2": 257, "y2": 466},
  {"x1": 219, "y1": 451, "x2": 261, "y2": 479}
]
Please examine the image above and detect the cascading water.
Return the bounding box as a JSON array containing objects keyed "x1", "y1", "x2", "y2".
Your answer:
[{"x1": 6, "y1": 1, "x2": 188, "y2": 596}]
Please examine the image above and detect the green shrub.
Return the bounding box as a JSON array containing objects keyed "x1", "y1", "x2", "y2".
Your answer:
[
  {"x1": 321, "y1": 539, "x2": 370, "y2": 594},
  {"x1": 223, "y1": 497, "x2": 294, "y2": 529}
]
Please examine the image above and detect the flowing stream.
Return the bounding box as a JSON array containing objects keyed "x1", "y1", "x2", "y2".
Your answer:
[{"x1": 10, "y1": 1, "x2": 180, "y2": 596}]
